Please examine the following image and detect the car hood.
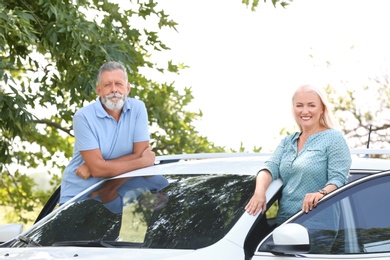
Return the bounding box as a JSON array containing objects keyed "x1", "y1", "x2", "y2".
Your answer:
[
  {"x1": 0, "y1": 247, "x2": 194, "y2": 260},
  {"x1": 0, "y1": 236, "x2": 247, "y2": 260}
]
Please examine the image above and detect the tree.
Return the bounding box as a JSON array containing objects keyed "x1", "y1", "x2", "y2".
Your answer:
[
  {"x1": 0, "y1": 0, "x2": 226, "y2": 224},
  {"x1": 325, "y1": 77, "x2": 390, "y2": 152}
]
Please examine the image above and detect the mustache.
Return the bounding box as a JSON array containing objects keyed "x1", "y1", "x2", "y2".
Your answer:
[{"x1": 106, "y1": 93, "x2": 123, "y2": 99}]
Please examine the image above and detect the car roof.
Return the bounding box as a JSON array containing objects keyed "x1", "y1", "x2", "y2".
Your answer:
[
  {"x1": 350, "y1": 155, "x2": 390, "y2": 171},
  {"x1": 116, "y1": 151, "x2": 390, "y2": 179},
  {"x1": 118, "y1": 154, "x2": 270, "y2": 178}
]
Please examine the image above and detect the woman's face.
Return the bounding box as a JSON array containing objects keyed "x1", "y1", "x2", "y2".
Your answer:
[{"x1": 293, "y1": 90, "x2": 324, "y2": 131}]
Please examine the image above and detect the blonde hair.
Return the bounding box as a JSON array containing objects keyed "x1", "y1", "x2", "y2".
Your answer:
[{"x1": 292, "y1": 84, "x2": 337, "y2": 131}]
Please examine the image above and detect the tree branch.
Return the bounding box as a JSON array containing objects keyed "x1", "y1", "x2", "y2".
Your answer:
[{"x1": 33, "y1": 119, "x2": 73, "y2": 137}]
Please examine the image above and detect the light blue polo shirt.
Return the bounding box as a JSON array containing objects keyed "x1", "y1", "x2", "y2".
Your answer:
[
  {"x1": 59, "y1": 97, "x2": 150, "y2": 204},
  {"x1": 261, "y1": 129, "x2": 351, "y2": 224}
]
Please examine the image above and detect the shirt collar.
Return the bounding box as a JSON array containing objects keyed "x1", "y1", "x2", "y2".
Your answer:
[{"x1": 292, "y1": 132, "x2": 301, "y2": 142}]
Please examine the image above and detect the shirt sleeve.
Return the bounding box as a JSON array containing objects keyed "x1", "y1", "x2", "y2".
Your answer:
[
  {"x1": 326, "y1": 130, "x2": 352, "y2": 187},
  {"x1": 260, "y1": 136, "x2": 290, "y2": 180}
]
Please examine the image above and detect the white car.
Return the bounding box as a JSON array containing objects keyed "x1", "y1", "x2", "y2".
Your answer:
[{"x1": 1, "y1": 151, "x2": 390, "y2": 260}]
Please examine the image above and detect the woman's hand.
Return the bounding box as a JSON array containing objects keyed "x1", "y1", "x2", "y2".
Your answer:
[
  {"x1": 245, "y1": 170, "x2": 272, "y2": 216},
  {"x1": 302, "y1": 192, "x2": 325, "y2": 213},
  {"x1": 245, "y1": 191, "x2": 267, "y2": 216}
]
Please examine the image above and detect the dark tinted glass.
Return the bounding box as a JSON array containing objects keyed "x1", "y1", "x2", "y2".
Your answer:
[
  {"x1": 296, "y1": 175, "x2": 390, "y2": 254},
  {"x1": 11, "y1": 174, "x2": 255, "y2": 249},
  {"x1": 261, "y1": 174, "x2": 390, "y2": 255}
]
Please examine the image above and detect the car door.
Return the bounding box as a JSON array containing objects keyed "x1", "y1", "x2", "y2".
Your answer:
[{"x1": 252, "y1": 170, "x2": 390, "y2": 259}]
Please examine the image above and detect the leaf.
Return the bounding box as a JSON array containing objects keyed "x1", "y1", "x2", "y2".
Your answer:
[{"x1": 0, "y1": 0, "x2": 227, "y2": 226}]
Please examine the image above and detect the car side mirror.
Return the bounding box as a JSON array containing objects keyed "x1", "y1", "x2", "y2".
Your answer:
[
  {"x1": 267, "y1": 223, "x2": 310, "y2": 255},
  {"x1": 0, "y1": 224, "x2": 23, "y2": 244}
]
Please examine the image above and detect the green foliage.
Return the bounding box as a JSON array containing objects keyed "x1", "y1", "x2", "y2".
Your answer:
[
  {"x1": 0, "y1": 168, "x2": 55, "y2": 224},
  {"x1": 229, "y1": 142, "x2": 263, "y2": 153},
  {"x1": 0, "y1": 88, "x2": 35, "y2": 171},
  {"x1": 0, "y1": 0, "x2": 226, "y2": 224},
  {"x1": 242, "y1": 0, "x2": 292, "y2": 11}
]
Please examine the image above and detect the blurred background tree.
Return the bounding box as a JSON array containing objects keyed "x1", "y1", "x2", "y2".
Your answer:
[
  {"x1": 1, "y1": 0, "x2": 388, "y2": 227},
  {"x1": 326, "y1": 76, "x2": 390, "y2": 152},
  {"x1": 0, "y1": 0, "x2": 227, "y2": 225}
]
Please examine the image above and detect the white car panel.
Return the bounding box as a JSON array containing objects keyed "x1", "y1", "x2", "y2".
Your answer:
[{"x1": 1, "y1": 152, "x2": 390, "y2": 260}]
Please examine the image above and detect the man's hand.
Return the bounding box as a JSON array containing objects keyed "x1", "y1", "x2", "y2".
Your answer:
[
  {"x1": 141, "y1": 146, "x2": 156, "y2": 167},
  {"x1": 88, "y1": 178, "x2": 128, "y2": 203},
  {"x1": 76, "y1": 164, "x2": 91, "y2": 180},
  {"x1": 79, "y1": 142, "x2": 154, "y2": 178}
]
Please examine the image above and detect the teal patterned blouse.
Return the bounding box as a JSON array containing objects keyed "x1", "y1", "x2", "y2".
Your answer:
[{"x1": 261, "y1": 129, "x2": 352, "y2": 224}]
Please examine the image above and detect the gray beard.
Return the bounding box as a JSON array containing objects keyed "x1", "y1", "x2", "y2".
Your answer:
[{"x1": 101, "y1": 93, "x2": 125, "y2": 111}]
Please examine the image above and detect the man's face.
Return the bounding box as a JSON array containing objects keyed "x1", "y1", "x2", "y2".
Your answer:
[{"x1": 96, "y1": 69, "x2": 130, "y2": 111}]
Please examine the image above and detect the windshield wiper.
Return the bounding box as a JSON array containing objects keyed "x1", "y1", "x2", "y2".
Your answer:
[
  {"x1": 52, "y1": 240, "x2": 144, "y2": 248},
  {"x1": 18, "y1": 236, "x2": 42, "y2": 247}
]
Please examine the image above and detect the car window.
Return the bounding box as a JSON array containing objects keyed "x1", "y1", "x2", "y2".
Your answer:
[
  {"x1": 10, "y1": 174, "x2": 255, "y2": 249},
  {"x1": 135, "y1": 174, "x2": 255, "y2": 249},
  {"x1": 258, "y1": 173, "x2": 390, "y2": 254}
]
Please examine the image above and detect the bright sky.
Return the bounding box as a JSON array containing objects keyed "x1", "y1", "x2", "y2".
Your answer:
[{"x1": 150, "y1": 0, "x2": 390, "y2": 152}]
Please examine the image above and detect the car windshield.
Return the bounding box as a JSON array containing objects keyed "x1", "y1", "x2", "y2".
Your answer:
[{"x1": 11, "y1": 174, "x2": 255, "y2": 249}]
